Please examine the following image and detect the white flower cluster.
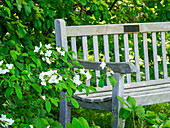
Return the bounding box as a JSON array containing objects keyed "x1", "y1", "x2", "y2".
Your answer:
[
  {"x1": 0, "y1": 60, "x2": 13, "y2": 75},
  {"x1": 0, "y1": 114, "x2": 14, "y2": 127},
  {"x1": 80, "y1": 68, "x2": 92, "y2": 80},
  {"x1": 56, "y1": 47, "x2": 65, "y2": 56},
  {"x1": 39, "y1": 70, "x2": 62, "y2": 86}
]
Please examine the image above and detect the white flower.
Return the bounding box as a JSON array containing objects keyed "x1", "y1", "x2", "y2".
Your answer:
[
  {"x1": 45, "y1": 44, "x2": 52, "y2": 49},
  {"x1": 47, "y1": 126, "x2": 50, "y2": 128},
  {"x1": 30, "y1": 125, "x2": 34, "y2": 128},
  {"x1": 6, "y1": 64, "x2": 13, "y2": 69},
  {"x1": 0, "y1": 60, "x2": 3, "y2": 66},
  {"x1": 2, "y1": 69, "x2": 9, "y2": 74},
  {"x1": 34, "y1": 46, "x2": 40, "y2": 52},
  {"x1": 45, "y1": 50, "x2": 52, "y2": 57},
  {"x1": 80, "y1": 68, "x2": 86, "y2": 74},
  {"x1": 45, "y1": 57, "x2": 51, "y2": 64},
  {"x1": 48, "y1": 75, "x2": 59, "y2": 84},
  {"x1": 85, "y1": 72, "x2": 92, "y2": 80},
  {"x1": 73, "y1": 75, "x2": 82, "y2": 85},
  {"x1": 60, "y1": 51, "x2": 65, "y2": 56},
  {"x1": 54, "y1": 70, "x2": 58, "y2": 74},
  {"x1": 40, "y1": 51, "x2": 44, "y2": 55},
  {"x1": 46, "y1": 70, "x2": 54, "y2": 77},
  {"x1": 100, "y1": 62, "x2": 106, "y2": 69},
  {"x1": 58, "y1": 75, "x2": 62, "y2": 81},
  {"x1": 42, "y1": 96, "x2": 46, "y2": 100},
  {"x1": 0, "y1": 114, "x2": 6, "y2": 121},
  {"x1": 40, "y1": 42, "x2": 42, "y2": 48},
  {"x1": 39, "y1": 72, "x2": 45, "y2": 80},
  {"x1": 42, "y1": 57, "x2": 45, "y2": 61},
  {"x1": 56, "y1": 47, "x2": 61, "y2": 53},
  {"x1": 41, "y1": 81, "x2": 46, "y2": 86},
  {"x1": 6, "y1": 118, "x2": 14, "y2": 125}
]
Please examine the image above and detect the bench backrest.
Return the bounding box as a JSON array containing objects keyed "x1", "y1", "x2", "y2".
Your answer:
[{"x1": 55, "y1": 19, "x2": 170, "y2": 87}]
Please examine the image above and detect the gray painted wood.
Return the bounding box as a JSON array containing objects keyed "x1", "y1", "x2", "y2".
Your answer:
[
  {"x1": 103, "y1": 35, "x2": 111, "y2": 86},
  {"x1": 82, "y1": 36, "x2": 90, "y2": 86},
  {"x1": 93, "y1": 35, "x2": 100, "y2": 86},
  {"x1": 114, "y1": 34, "x2": 120, "y2": 62},
  {"x1": 112, "y1": 73, "x2": 124, "y2": 128},
  {"x1": 54, "y1": 19, "x2": 68, "y2": 51},
  {"x1": 133, "y1": 33, "x2": 140, "y2": 82},
  {"x1": 72, "y1": 59, "x2": 136, "y2": 74},
  {"x1": 143, "y1": 33, "x2": 150, "y2": 81},
  {"x1": 152, "y1": 32, "x2": 159, "y2": 80},
  {"x1": 71, "y1": 37, "x2": 77, "y2": 59},
  {"x1": 59, "y1": 91, "x2": 71, "y2": 128},
  {"x1": 161, "y1": 32, "x2": 168, "y2": 79},
  {"x1": 66, "y1": 22, "x2": 170, "y2": 37},
  {"x1": 124, "y1": 33, "x2": 131, "y2": 83}
]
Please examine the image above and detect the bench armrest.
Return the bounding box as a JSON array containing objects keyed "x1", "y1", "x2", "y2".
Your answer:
[{"x1": 73, "y1": 59, "x2": 136, "y2": 74}]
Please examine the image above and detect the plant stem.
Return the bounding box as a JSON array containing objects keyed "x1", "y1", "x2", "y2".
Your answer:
[{"x1": 132, "y1": 111, "x2": 136, "y2": 128}]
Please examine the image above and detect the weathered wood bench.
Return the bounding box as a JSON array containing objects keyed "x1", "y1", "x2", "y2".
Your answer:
[{"x1": 54, "y1": 19, "x2": 170, "y2": 128}]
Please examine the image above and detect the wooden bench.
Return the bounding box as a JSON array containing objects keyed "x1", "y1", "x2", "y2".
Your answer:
[{"x1": 54, "y1": 19, "x2": 170, "y2": 128}]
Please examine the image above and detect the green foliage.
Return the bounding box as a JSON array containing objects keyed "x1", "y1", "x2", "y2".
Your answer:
[
  {"x1": 66, "y1": 117, "x2": 100, "y2": 128},
  {"x1": 117, "y1": 96, "x2": 170, "y2": 128}
]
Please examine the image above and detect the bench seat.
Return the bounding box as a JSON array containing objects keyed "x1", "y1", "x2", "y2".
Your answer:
[{"x1": 74, "y1": 79, "x2": 170, "y2": 107}]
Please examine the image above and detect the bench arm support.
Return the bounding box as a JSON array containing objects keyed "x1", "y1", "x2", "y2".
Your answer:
[{"x1": 73, "y1": 59, "x2": 136, "y2": 74}]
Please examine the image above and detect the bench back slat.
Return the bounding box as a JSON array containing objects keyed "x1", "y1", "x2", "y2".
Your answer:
[
  {"x1": 152, "y1": 32, "x2": 159, "y2": 80},
  {"x1": 161, "y1": 32, "x2": 168, "y2": 79},
  {"x1": 124, "y1": 33, "x2": 131, "y2": 83},
  {"x1": 93, "y1": 35, "x2": 100, "y2": 86},
  {"x1": 103, "y1": 35, "x2": 111, "y2": 86},
  {"x1": 143, "y1": 33, "x2": 150, "y2": 81},
  {"x1": 114, "y1": 34, "x2": 120, "y2": 62},
  {"x1": 133, "y1": 33, "x2": 141, "y2": 82},
  {"x1": 71, "y1": 37, "x2": 77, "y2": 59},
  {"x1": 82, "y1": 36, "x2": 90, "y2": 86}
]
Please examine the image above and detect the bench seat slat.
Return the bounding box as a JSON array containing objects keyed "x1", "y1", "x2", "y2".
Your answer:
[{"x1": 75, "y1": 79, "x2": 170, "y2": 105}]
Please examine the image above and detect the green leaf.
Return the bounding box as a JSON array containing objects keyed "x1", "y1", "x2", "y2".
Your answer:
[
  {"x1": 67, "y1": 87, "x2": 73, "y2": 96},
  {"x1": 119, "y1": 107, "x2": 131, "y2": 119},
  {"x1": 108, "y1": 76, "x2": 117, "y2": 87},
  {"x1": 81, "y1": 0, "x2": 87, "y2": 6},
  {"x1": 31, "y1": 84, "x2": 42, "y2": 93},
  {"x1": 72, "y1": 118, "x2": 82, "y2": 128},
  {"x1": 31, "y1": 56, "x2": 37, "y2": 64},
  {"x1": 72, "y1": 61, "x2": 84, "y2": 68},
  {"x1": 49, "y1": 97, "x2": 59, "y2": 107},
  {"x1": 66, "y1": 122, "x2": 74, "y2": 128},
  {"x1": 17, "y1": 26, "x2": 27, "y2": 38},
  {"x1": 5, "y1": 87, "x2": 13, "y2": 98},
  {"x1": 15, "y1": 87, "x2": 22, "y2": 100},
  {"x1": 39, "y1": 118, "x2": 48, "y2": 126},
  {"x1": 89, "y1": 86, "x2": 97, "y2": 93},
  {"x1": 16, "y1": 0, "x2": 22, "y2": 11},
  {"x1": 71, "y1": 98, "x2": 79, "y2": 108},
  {"x1": 45, "y1": 100, "x2": 51, "y2": 113},
  {"x1": 4, "y1": 7, "x2": 11, "y2": 17},
  {"x1": 22, "y1": 53, "x2": 28, "y2": 56},
  {"x1": 5, "y1": 0, "x2": 11, "y2": 8},
  {"x1": 162, "y1": 120, "x2": 170, "y2": 127},
  {"x1": 10, "y1": 50, "x2": 17, "y2": 61},
  {"x1": 37, "y1": 59, "x2": 41, "y2": 67},
  {"x1": 24, "y1": 5, "x2": 31, "y2": 16},
  {"x1": 117, "y1": 96, "x2": 129, "y2": 107},
  {"x1": 15, "y1": 62, "x2": 24, "y2": 71},
  {"x1": 78, "y1": 117, "x2": 90, "y2": 128},
  {"x1": 98, "y1": 79, "x2": 104, "y2": 88},
  {"x1": 127, "y1": 96, "x2": 136, "y2": 109}
]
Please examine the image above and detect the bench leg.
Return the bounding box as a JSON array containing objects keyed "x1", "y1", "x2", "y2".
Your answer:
[
  {"x1": 111, "y1": 73, "x2": 125, "y2": 128},
  {"x1": 59, "y1": 91, "x2": 71, "y2": 128}
]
